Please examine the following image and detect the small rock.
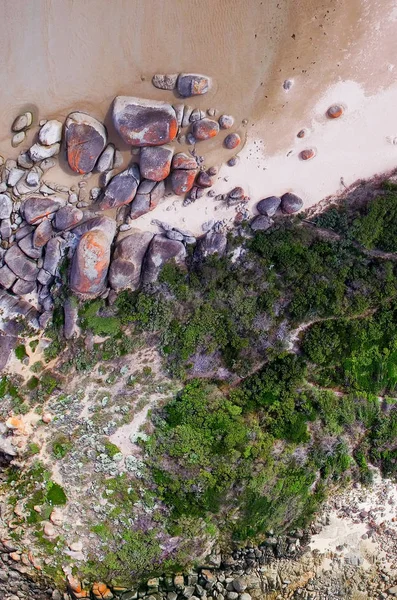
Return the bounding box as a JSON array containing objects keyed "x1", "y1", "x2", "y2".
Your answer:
[
  {"x1": 12, "y1": 131, "x2": 26, "y2": 147},
  {"x1": 166, "y1": 230, "x2": 184, "y2": 241},
  {"x1": 0, "y1": 193, "x2": 12, "y2": 219},
  {"x1": 186, "y1": 133, "x2": 196, "y2": 145},
  {"x1": 300, "y1": 148, "x2": 316, "y2": 160},
  {"x1": 12, "y1": 112, "x2": 33, "y2": 132},
  {"x1": 96, "y1": 143, "x2": 115, "y2": 173},
  {"x1": 177, "y1": 73, "x2": 211, "y2": 97},
  {"x1": 283, "y1": 79, "x2": 293, "y2": 90},
  {"x1": 224, "y1": 133, "x2": 241, "y2": 149},
  {"x1": 192, "y1": 119, "x2": 219, "y2": 141},
  {"x1": 227, "y1": 156, "x2": 239, "y2": 166},
  {"x1": 232, "y1": 579, "x2": 247, "y2": 593},
  {"x1": 219, "y1": 115, "x2": 234, "y2": 129},
  {"x1": 29, "y1": 143, "x2": 60, "y2": 162},
  {"x1": 39, "y1": 119, "x2": 63, "y2": 145},
  {"x1": 171, "y1": 169, "x2": 197, "y2": 195},
  {"x1": 42, "y1": 413, "x2": 53, "y2": 423},
  {"x1": 7, "y1": 167, "x2": 25, "y2": 187},
  {"x1": 327, "y1": 104, "x2": 343, "y2": 119},
  {"x1": 173, "y1": 103, "x2": 185, "y2": 127},
  {"x1": 152, "y1": 73, "x2": 178, "y2": 90}
]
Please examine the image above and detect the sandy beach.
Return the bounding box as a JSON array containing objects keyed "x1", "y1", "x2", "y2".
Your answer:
[{"x1": 0, "y1": 0, "x2": 396, "y2": 235}]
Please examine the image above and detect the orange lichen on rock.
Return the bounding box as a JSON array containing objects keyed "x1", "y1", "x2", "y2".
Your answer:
[
  {"x1": 192, "y1": 118, "x2": 219, "y2": 141},
  {"x1": 92, "y1": 582, "x2": 114, "y2": 599},
  {"x1": 300, "y1": 148, "x2": 316, "y2": 160},
  {"x1": 327, "y1": 104, "x2": 344, "y2": 119}
]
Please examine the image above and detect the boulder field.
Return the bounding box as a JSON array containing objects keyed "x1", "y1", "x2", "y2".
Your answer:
[{"x1": 0, "y1": 76, "x2": 305, "y2": 334}]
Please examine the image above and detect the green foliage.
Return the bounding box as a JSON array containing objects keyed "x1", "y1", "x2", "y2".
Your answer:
[
  {"x1": 46, "y1": 482, "x2": 67, "y2": 505},
  {"x1": 52, "y1": 434, "x2": 73, "y2": 459},
  {"x1": 15, "y1": 345, "x2": 27, "y2": 360},
  {"x1": 104, "y1": 440, "x2": 121, "y2": 459}
]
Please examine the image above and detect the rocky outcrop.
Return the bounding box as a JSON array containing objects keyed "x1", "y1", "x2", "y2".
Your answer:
[
  {"x1": 96, "y1": 165, "x2": 140, "y2": 210},
  {"x1": 142, "y1": 234, "x2": 187, "y2": 284},
  {"x1": 65, "y1": 112, "x2": 107, "y2": 174},
  {"x1": 109, "y1": 231, "x2": 154, "y2": 291},
  {"x1": 112, "y1": 97, "x2": 178, "y2": 146},
  {"x1": 70, "y1": 217, "x2": 116, "y2": 298}
]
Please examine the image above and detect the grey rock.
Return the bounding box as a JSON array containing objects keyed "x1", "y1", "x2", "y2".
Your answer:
[
  {"x1": 239, "y1": 595, "x2": 251, "y2": 600},
  {"x1": 190, "y1": 108, "x2": 205, "y2": 122},
  {"x1": 23, "y1": 195, "x2": 64, "y2": 224},
  {"x1": 227, "y1": 594, "x2": 239, "y2": 600},
  {"x1": 280, "y1": 192, "x2": 303, "y2": 214},
  {"x1": 232, "y1": 580, "x2": 247, "y2": 593},
  {"x1": 229, "y1": 186, "x2": 245, "y2": 200},
  {"x1": 109, "y1": 230, "x2": 154, "y2": 292},
  {"x1": 96, "y1": 143, "x2": 115, "y2": 173},
  {"x1": 0, "y1": 265, "x2": 17, "y2": 289},
  {"x1": 195, "y1": 231, "x2": 227, "y2": 260},
  {"x1": 257, "y1": 196, "x2": 281, "y2": 217},
  {"x1": 173, "y1": 103, "x2": 184, "y2": 127},
  {"x1": 140, "y1": 145, "x2": 173, "y2": 181},
  {"x1": 182, "y1": 105, "x2": 193, "y2": 128},
  {"x1": 39, "y1": 119, "x2": 63, "y2": 145},
  {"x1": 186, "y1": 133, "x2": 196, "y2": 145},
  {"x1": 37, "y1": 269, "x2": 53, "y2": 286},
  {"x1": 12, "y1": 278, "x2": 36, "y2": 296},
  {"x1": 33, "y1": 219, "x2": 53, "y2": 248},
  {"x1": 11, "y1": 131, "x2": 26, "y2": 147},
  {"x1": 4, "y1": 245, "x2": 38, "y2": 281},
  {"x1": 152, "y1": 73, "x2": 178, "y2": 90},
  {"x1": 65, "y1": 111, "x2": 107, "y2": 173},
  {"x1": 0, "y1": 194, "x2": 12, "y2": 219},
  {"x1": 17, "y1": 151, "x2": 34, "y2": 169},
  {"x1": 183, "y1": 587, "x2": 196, "y2": 598},
  {"x1": 130, "y1": 179, "x2": 165, "y2": 220},
  {"x1": 43, "y1": 237, "x2": 65, "y2": 275},
  {"x1": 166, "y1": 230, "x2": 184, "y2": 241},
  {"x1": 29, "y1": 142, "x2": 60, "y2": 162},
  {"x1": 18, "y1": 233, "x2": 43, "y2": 259},
  {"x1": 0, "y1": 218, "x2": 12, "y2": 239},
  {"x1": 54, "y1": 206, "x2": 83, "y2": 230},
  {"x1": 142, "y1": 234, "x2": 186, "y2": 284},
  {"x1": 250, "y1": 215, "x2": 273, "y2": 231},
  {"x1": 26, "y1": 168, "x2": 42, "y2": 188},
  {"x1": 97, "y1": 164, "x2": 140, "y2": 210},
  {"x1": 219, "y1": 114, "x2": 234, "y2": 129},
  {"x1": 40, "y1": 157, "x2": 57, "y2": 172},
  {"x1": 177, "y1": 73, "x2": 211, "y2": 97},
  {"x1": 0, "y1": 433, "x2": 17, "y2": 456},
  {"x1": 7, "y1": 167, "x2": 25, "y2": 187},
  {"x1": 64, "y1": 297, "x2": 80, "y2": 340},
  {"x1": 12, "y1": 111, "x2": 32, "y2": 132},
  {"x1": 39, "y1": 311, "x2": 52, "y2": 329}
]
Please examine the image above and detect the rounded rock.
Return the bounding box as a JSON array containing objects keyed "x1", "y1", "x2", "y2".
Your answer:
[
  {"x1": 219, "y1": 114, "x2": 234, "y2": 129},
  {"x1": 251, "y1": 215, "x2": 273, "y2": 231},
  {"x1": 300, "y1": 148, "x2": 316, "y2": 160},
  {"x1": 280, "y1": 192, "x2": 303, "y2": 214},
  {"x1": 257, "y1": 196, "x2": 281, "y2": 217},
  {"x1": 327, "y1": 104, "x2": 343, "y2": 119},
  {"x1": 232, "y1": 579, "x2": 247, "y2": 593},
  {"x1": 192, "y1": 119, "x2": 219, "y2": 141},
  {"x1": 224, "y1": 133, "x2": 241, "y2": 149}
]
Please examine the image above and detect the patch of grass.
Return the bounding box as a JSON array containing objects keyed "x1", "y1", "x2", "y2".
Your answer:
[{"x1": 15, "y1": 345, "x2": 27, "y2": 361}]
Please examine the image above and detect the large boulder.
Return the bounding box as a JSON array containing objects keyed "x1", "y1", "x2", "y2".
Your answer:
[
  {"x1": 65, "y1": 112, "x2": 107, "y2": 174},
  {"x1": 140, "y1": 146, "x2": 173, "y2": 181},
  {"x1": 4, "y1": 245, "x2": 39, "y2": 281},
  {"x1": 33, "y1": 219, "x2": 53, "y2": 248},
  {"x1": 257, "y1": 196, "x2": 281, "y2": 217},
  {"x1": 130, "y1": 180, "x2": 165, "y2": 220},
  {"x1": 96, "y1": 165, "x2": 140, "y2": 211},
  {"x1": 43, "y1": 237, "x2": 66, "y2": 275},
  {"x1": 194, "y1": 231, "x2": 227, "y2": 260},
  {"x1": 280, "y1": 192, "x2": 303, "y2": 214},
  {"x1": 170, "y1": 152, "x2": 198, "y2": 195},
  {"x1": 142, "y1": 235, "x2": 186, "y2": 284},
  {"x1": 109, "y1": 231, "x2": 154, "y2": 291},
  {"x1": 70, "y1": 218, "x2": 116, "y2": 298},
  {"x1": 112, "y1": 97, "x2": 178, "y2": 147},
  {"x1": 54, "y1": 206, "x2": 84, "y2": 230},
  {"x1": 23, "y1": 195, "x2": 64, "y2": 224},
  {"x1": 250, "y1": 215, "x2": 273, "y2": 231}
]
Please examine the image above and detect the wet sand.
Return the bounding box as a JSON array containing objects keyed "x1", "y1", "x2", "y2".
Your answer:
[{"x1": 1, "y1": 0, "x2": 397, "y2": 235}]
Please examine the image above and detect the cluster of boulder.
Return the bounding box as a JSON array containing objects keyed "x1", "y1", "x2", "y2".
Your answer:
[{"x1": 0, "y1": 73, "x2": 306, "y2": 336}]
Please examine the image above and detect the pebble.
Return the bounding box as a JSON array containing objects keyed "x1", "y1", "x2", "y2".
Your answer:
[
  {"x1": 12, "y1": 111, "x2": 32, "y2": 132},
  {"x1": 11, "y1": 132, "x2": 26, "y2": 148},
  {"x1": 186, "y1": 133, "x2": 196, "y2": 145},
  {"x1": 219, "y1": 114, "x2": 234, "y2": 129},
  {"x1": 227, "y1": 157, "x2": 239, "y2": 167},
  {"x1": 207, "y1": 108, "x2": 217, "y2": 117},
  {"x1": 327, "y1": 104, "x2": 344, "y2": 119},
  {"x1": 283, "y1": 79, "x2": 293, "y2": 90},
  {"x1": 300, "y1": 148, "x2": 316, "y2": 160}
]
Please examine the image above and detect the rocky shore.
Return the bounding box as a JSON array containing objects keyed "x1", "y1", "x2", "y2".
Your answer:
[
  {"x1": 0, "y1": 68, "x2": 333, "y2": 368},
  {"x1": 2, "y1": 471, "x2": 397, "y2": 600}
]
